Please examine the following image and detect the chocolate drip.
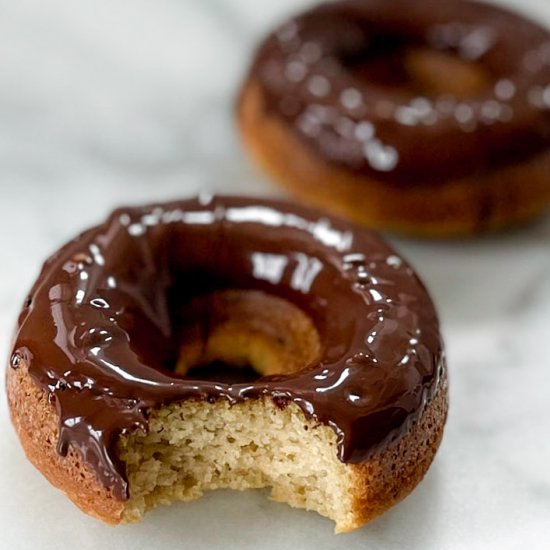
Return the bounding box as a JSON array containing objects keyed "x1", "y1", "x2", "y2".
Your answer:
[
  {"x1": 11, "y1": 196, "x2": 444, "y2": 499},
  {"x1": 248, "y1": 0, "x2": 550, "y2": 184}
]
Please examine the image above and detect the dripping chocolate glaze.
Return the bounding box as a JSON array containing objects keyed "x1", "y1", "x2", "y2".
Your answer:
[
  {"x1": 11, "y1": 196, "x2": 444, "y2": 500},
  {"x1": 248, "y1": 0, "x2": 550, "y2": 184}
]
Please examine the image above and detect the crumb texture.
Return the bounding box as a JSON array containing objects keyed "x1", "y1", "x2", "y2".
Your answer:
[
  {"x1": 119, "y1": 374, "x2": 447, "y2": 532},
  {"x1": 119, "y1": 398, "x2": 356, "y2": 530}
]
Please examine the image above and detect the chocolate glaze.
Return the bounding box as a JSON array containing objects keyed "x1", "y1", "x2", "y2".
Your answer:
[
  {"x1": 10, "y1": 196, "x2": 444, "y2": 500},
  {"x1": 248, "y1": 0, "x2": 550, "y2": 184}
]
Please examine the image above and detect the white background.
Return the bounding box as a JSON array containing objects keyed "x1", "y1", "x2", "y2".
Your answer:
[{"x1": 0, "y1": 1, "x2": 549, "y2": 548}]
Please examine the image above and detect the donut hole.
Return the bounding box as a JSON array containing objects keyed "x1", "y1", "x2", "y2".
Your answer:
[
  {"x1": 173, "y1": 290, "x2": 322, "y2": 382},
  {"x1": 343, "y1": 37, "x2": 491, "y2": 98},
  {"x1": 184, "y1": 362, "x2": 260, "y2": 384},
  {"x1": 404, "y1": 47, "x2": 491, "y2": 98}
]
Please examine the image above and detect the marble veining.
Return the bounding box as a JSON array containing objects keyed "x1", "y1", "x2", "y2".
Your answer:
[{"x1": 0, "y1": 1, "x2": 549, "y2": 549}]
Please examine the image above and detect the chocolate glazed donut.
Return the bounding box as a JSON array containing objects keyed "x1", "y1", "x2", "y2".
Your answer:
[
  {"x1": 238, "y1": 0, "x2": 550, "y2": 236},
  {"x1": 7, "y1": 196, "x2": 447, "y2": 531}
]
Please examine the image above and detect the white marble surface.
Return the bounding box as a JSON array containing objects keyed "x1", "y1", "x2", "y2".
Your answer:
[{"x1": 1, "y1": 0, "x2": 550, "y2": 548}]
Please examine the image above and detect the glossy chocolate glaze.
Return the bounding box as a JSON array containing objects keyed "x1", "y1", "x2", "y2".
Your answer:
[
  {"x1": 248, "y1": 0, "x2": 550, "y2": 184},
  {"x1": 10, "y1": 196, "x2": 444, "y2": 500}
]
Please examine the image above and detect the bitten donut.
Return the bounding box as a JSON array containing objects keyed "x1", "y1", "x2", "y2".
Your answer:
[
  {"x1": 238, "y1": 0, "x2": 550, "y2": 237},
  {"x1": 7, "y1": 196, "x2": 447, "y2": 532}
]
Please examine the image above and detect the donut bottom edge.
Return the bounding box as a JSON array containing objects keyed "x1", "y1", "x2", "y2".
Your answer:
[
  {"x1": 7, "y1": 360, "x2": 448, "y2": 533},
  {"x1": 237, "y1": 80, "x2": 550, "y2": 238}
]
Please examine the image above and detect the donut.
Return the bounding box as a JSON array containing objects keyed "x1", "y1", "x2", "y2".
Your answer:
[
  {"x1": 7, "y1": 196, "x2": 447, "y2": 532},
  {"x1": 237, "y1": 0, "x2": 550, "y2": 237}
]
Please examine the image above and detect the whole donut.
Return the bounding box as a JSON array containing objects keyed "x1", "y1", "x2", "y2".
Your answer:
[
  {"x1": 7, "y1": 196, "x2": 447, "y2": 531},
  {"x1": 238, "y1": 0, "x2": 550, "y2": 236}
]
